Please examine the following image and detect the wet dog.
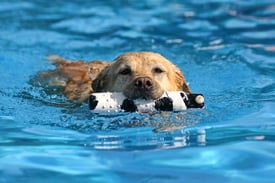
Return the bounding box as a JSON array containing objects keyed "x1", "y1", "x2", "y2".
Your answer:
[{"x1": 35, "y1": 52, "x2": 191, "y2": 102}]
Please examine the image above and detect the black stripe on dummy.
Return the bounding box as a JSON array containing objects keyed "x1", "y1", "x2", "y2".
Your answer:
[
  {"x1": 121, "y1": 99, "x2": 138, "y2": 112},
  {"x1": 89, "y1": 95, "x2": 98, "y2": 110},
  {"x1": 155, "y1": 97, "x2": 173, "y2": 111}
]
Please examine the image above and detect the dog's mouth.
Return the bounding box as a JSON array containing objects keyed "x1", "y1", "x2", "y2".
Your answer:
[
  {"x1": 123, "y1": 88, "x2": 164, "y2": 100},
  {"x1": 122, "y1": 76, "x2": 164, "y2": 100}
]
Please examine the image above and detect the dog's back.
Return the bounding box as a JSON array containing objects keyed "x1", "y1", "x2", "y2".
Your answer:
[{"x1": 31, "y1": 55, "x2": 109, "y2": 102}]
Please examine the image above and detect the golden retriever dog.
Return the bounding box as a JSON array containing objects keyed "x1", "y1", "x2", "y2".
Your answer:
[{"x1": 36, "y1": 52, "x2": 191, "y2": 102}]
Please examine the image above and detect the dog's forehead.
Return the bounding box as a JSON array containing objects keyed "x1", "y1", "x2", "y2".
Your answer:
[{"x1": 114, "y1": 53, "x2": 170, "y2": 67}]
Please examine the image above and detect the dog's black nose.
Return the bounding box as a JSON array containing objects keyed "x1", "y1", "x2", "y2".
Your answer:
[{"x1": 134, "y1": 77, "x2": 153, "y2": 90}]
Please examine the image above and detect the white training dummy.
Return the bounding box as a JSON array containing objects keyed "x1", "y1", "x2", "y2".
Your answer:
[{"x1": 89, "y1": 91, "x2": 204, "y2": 113}]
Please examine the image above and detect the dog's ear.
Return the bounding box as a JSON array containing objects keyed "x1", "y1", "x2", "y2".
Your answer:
[
  {"x1": 182, "y1": 80, "x2": 191, "y2": 93},
  {"x1": 91, "y1": 66, "x2": 110, "y2": 92},
  {"x1": 174, "y1": 66, "x2": 192, "y2": 93}
]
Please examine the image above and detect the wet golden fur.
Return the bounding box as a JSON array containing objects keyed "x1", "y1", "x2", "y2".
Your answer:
[{"x1": 37, "y1": 52, "x2": 191, "y2": 102}]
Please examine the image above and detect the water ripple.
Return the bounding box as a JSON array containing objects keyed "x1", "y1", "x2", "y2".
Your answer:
[{"x1": 1, "y1": 0, "x2": 275, "y2": 182}]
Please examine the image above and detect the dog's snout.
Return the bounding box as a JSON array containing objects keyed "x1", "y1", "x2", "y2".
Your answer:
[{"x1": 134, "y1": 77, "x2": 153, "y2": 90}]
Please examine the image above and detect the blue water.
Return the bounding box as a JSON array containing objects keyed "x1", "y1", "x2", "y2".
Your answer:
[{"x1": 0, "y1": 0, "x2": 275, "y2": 182}]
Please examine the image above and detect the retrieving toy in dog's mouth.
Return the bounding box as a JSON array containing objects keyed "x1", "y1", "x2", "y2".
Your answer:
[{"x1": 89, "y1": 91, "x2": 204, "y2": 113}]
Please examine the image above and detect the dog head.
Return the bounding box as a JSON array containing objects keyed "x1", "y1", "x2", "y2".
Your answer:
[{"x1": 92, "y1": 52, "x2": 191, "y2": 99}]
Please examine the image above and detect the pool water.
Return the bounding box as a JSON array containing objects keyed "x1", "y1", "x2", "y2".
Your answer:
[{"x1": 0, "y1": 0, "x2": 275, "y2": 182}]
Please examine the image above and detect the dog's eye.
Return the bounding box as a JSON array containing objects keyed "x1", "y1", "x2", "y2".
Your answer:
[
  {"x1": 119, "y1": 68, "x2": 131, "y2": 75},
  {"x1": 153, "y1": 67, "x2": 164, "y2": 74}
]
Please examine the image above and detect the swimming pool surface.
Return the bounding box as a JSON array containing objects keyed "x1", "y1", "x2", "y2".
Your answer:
[{"x1": 0, "y1": 0, "x2": 275, "y2": 182}]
